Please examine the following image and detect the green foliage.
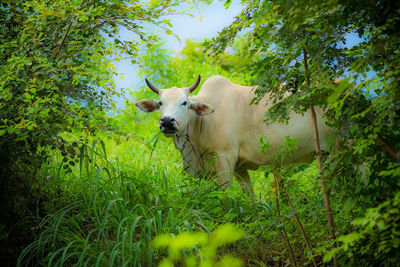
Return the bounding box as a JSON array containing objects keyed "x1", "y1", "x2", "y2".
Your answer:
[
  {"x1": 0, "y1": 0, "x2": 178, "y2": 153},
  {"x1": 0, "y1": 0, "x2": 203, "y2": 263},
  {"x1": 16, "y1": 130, "x2": 331, "y2": 266},
  {"x1": 325, "y1": 191, "x2": 400, "y2": 266},
  {"x1": 3, "y1": 0, "x2": 400, "y2": 265},
  {"x1": 153, "y1": 224, "x2": 244, "y2": 266},
  {"x1": 208, "y1": 0, "x2": 400, "y2": 262}
]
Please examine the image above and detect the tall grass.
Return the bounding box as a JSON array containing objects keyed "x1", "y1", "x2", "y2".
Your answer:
[{"x1": 17, "y1": 130, "x2": 334, "y2": 266}]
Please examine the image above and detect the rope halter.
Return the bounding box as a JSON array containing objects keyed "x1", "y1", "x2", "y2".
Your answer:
[{"x1": 174, "y1": 119, "x2": 190, "y2": 144}]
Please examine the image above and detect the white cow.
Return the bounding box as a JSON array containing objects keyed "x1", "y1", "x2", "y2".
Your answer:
[{"x1": 136, "y1": 75, "x2": 332, "y2": 195}]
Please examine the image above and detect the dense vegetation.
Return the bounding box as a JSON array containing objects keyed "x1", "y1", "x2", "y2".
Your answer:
[{"x1": 1, "y1": 0, "x2": 399, "y2": 266}]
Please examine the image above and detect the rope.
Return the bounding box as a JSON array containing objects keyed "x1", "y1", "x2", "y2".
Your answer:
[{"x1": 174, "y1": 121, "x2": 206, "y2": 173}]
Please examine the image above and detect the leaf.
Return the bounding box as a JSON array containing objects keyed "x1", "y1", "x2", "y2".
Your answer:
[
  {"x1": 327, "y1": 79, "x2": 352, "y2": 104},
  {"x1": 338, "y1": 232, "x2": 364, "y2": 245},
  {"x1": 217, "y1": 254, "x2": 243, "y2": 267},
  {"x1": 209, "y1": 224, "x2": 245, "y2": 247},
  {"x1": 323, "y1": 247, "x2": 342, "y2": 262},
  {"x1": 227, "y1": 213, "x2": 238, "y2": 221},
  {"x1": 272, "y1": 5, "x2": 281, "y2": 10}
]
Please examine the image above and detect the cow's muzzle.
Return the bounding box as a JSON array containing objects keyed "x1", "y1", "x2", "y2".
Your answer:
[{"x1": 160, "y1": 116, "x2": 177, "y2": 135}]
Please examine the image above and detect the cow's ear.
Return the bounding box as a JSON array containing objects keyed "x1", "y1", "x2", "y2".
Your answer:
[
  {"x1": 136, "y1": 99, "x2": 160, "y2": 112},
  {"x1": 190, "y1": 102, "x2": 214, "y2": 116}
]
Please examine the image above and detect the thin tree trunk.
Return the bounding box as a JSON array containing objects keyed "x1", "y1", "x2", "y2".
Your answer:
[
  {"x1": 274, "y1": 173, "x2": 317, "y2": 267},
  {"x1": 273, "y1": 181, "x2": 297, "y2": 267},
  {"x1": 310, "y1": 106, "x2": 338, "y2": 265},
  {"x1": 303, "y1": 46, "x2": 338, "y2": 267}
]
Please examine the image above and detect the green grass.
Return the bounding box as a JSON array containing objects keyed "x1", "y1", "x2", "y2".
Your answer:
[{"x1": 17, "y1": 127, "x2": 337, "y2": 266}]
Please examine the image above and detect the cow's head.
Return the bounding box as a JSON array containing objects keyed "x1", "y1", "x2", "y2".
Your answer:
[{"x1": 135, "y1": 75, "x2": 214, "y2": 137}]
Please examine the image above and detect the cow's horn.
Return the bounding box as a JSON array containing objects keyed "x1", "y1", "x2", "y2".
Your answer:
[
  {"x1": 145, "y1": 78, "x2": 160, "y2": 95},
  {"x1": 188, "y1": 75, "x2": 201, "y2": 93}
]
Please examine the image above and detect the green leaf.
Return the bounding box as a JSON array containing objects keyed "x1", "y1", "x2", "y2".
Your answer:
[
  {"x1": 323, "y1": 247, "x2": 342, "y2": 262},
  {"x1": 338, "y1": 232, "x2": 364, "y2": 245}
]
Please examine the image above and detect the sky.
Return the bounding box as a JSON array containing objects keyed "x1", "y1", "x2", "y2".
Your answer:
[
  {"x1": 111, "y1": 1, "x2": 367, "y2": 109},
  {"x1": 112, "y1": 1, "x2": 244, "y2": 109}
]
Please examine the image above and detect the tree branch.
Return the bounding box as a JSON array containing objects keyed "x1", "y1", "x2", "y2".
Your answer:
[
  {"x1": 53, "y1": 0, "x2": 86, "y2": 59},
  {"x1": 377, "y1": 135, "x2": 400, "y2": 164}
]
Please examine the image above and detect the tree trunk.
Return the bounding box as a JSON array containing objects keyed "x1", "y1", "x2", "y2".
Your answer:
[{"x1": 304, "y1": 46, "x2": 338, "y2": 267}]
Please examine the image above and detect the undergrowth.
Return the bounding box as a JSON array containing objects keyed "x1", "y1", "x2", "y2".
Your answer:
[{"x1": 16, "y1": 130, "x2": 336, "y2": 266}]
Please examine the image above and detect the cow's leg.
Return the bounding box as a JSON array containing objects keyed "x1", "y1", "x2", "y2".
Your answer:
[
  {"x1": 235, "y1": 168, "x2": 255, "y2": 199},
  {"x1": 214, "y1": 152, "x2": 236, "y2": 190}
]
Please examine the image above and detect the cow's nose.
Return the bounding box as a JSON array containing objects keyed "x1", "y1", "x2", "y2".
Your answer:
[{"x1": 160, "y1": 116, "x2": 175, "y2": 129}]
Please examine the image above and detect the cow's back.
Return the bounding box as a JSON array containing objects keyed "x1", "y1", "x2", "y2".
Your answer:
[{"x1": 190, "y1": 76, "x2": 332, "y2": 170}]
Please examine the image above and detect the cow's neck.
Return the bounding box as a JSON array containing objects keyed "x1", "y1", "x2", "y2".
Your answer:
[{"x1": 173, "y1": 114, "x2": 205, "y2": 177}]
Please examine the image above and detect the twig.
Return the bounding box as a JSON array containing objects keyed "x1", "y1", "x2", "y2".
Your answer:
[
  {"x1": 377, "y1": 135, "x2": 400, "y2": 164},
  {"x1": 274, "y1": 172, "x2": 317, "y2": 267},
  {"x1": 272, "y1": 180, "x2": 297, "y2": 267},
  {"x1": 53, "y1": 0, "x2": 86, "y2": 59}
]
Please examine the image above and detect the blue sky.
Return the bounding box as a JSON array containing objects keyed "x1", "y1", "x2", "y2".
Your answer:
[
  {"x1": 112, "y1": 1, "x2": 243, "y2": 108},
  {"x1": 111, "y1": 1, "x2": 367, "y2": 109}
]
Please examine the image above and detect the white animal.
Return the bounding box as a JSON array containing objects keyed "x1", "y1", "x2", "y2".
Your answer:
[{"x1": 136, "y1": 75, "x2": 332, "y2": 195}]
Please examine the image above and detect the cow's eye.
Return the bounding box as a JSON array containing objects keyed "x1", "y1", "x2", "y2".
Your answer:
[
  {"x1": 182, "y1": 101, "x2": 187, "y2": 106},
  {"x1": 158, "y1": 101, "x2": 162, "y2": 106}
]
